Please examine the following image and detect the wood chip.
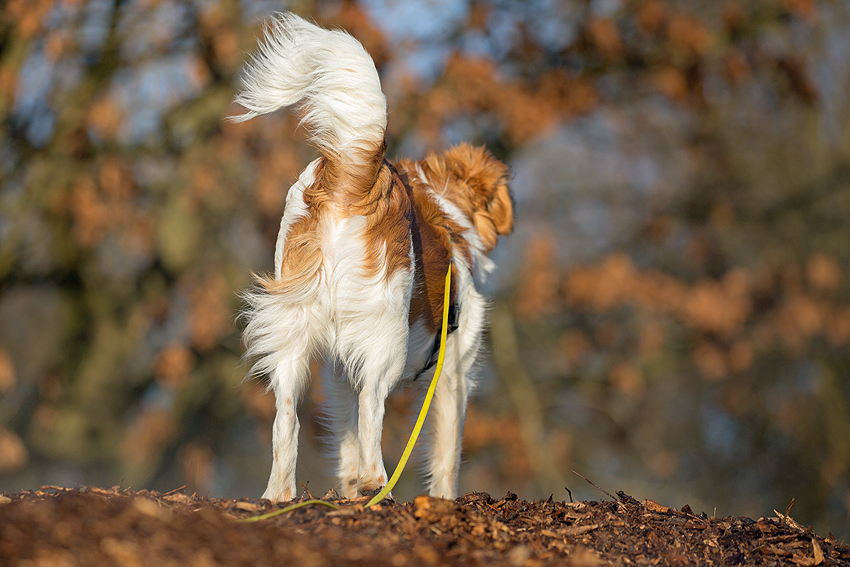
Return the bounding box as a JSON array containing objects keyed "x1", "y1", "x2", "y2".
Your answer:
[
  {"x1": 563, "y1": 524, "x2": 601, "y2": 537},
  {"x1": 643, "y1": 499, "x2": 671, "y2": 513},
  {"x1": 812, "y1": 537, "x2": 824, "y2": 565}
]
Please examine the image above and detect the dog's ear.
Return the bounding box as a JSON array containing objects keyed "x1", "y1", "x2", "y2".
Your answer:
[
  {"x1": 488, "y1": 180, "x2": 514, "y2": 236},
  {"x1": 473, "y1": 178, "x2": 513, "y2": 252},
  {"x1": 469, "y1": 150, "x2": 513, "y2": 252}
]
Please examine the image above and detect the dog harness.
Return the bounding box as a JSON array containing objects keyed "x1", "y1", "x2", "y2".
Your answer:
[{"x1": 417, "y1": 297, "x2": 459, "y2": 378}]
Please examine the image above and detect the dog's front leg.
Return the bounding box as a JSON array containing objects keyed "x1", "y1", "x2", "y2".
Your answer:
[
  {"x1": 423, "y1": 338, "x2": 470, "y2": 499},
  {"x1": 263, "y1": 354, "x2": 310, "y2": 502}
]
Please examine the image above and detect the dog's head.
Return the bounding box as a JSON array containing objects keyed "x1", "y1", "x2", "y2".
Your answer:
[{"x1": 425, "y1": 143, "x2": 514, "y2": 253}]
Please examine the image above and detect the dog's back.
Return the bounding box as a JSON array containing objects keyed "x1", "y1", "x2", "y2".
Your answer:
[{"x1": 233, "y1": 13, "x2": 512, "y2": 502}]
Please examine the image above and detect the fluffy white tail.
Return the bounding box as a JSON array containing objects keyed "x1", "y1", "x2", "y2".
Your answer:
[{"x1": 231, "y1": 13, "x2": 387, "y2": 163}]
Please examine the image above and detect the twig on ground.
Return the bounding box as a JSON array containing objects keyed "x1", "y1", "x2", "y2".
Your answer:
[
  {"x1": 784, "y1": 498, "x2": 795, "y2": 518},
  {"x1": 571, "y1": 470, "x2": 617, "y2": 502},
  {"x1": 300, "y1": 481, "x2": 315, "y2": 500}
]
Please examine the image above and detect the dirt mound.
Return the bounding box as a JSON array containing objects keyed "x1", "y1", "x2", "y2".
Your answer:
[{"x1": 0, "y1": 486, "x2": 847, "y2": 566}]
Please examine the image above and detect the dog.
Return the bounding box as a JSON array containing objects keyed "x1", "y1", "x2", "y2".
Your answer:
[{"x1": 232, "y1": 13, "x2": 513, "y2": 502}]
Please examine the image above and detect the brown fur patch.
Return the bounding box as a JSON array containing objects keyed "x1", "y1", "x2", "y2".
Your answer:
[
  {"x1": 262, "y1": 140, "x2": 407, "y2": 293},
  {"x1": 258, "y1": 207, "x2": 322, "y2": 294},
  {"x1": 417, "y1": 143, "x2": 514, "y2": 253},
  {"x1": 261, "y1": 141, "x2": 512, "y2": 333},
  {"x1": 359, "y1": 163, "x2": 414, "y2": 282},
  {"x1": 308, "y1": 141, "x2": 413, "y2": 283}
]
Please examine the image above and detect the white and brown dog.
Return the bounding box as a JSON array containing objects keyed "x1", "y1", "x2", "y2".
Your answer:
[{"x1": 233, "y1": 13, "x2": 513, "y2": 502}]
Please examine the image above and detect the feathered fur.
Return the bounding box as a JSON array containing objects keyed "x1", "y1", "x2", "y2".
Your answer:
[{"x1": 233, "y1": 13, "x2": 513, "y2": 502}]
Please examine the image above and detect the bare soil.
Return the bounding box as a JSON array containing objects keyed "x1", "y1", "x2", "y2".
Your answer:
[{"x1": 0, "y1": 486, "x2": 847, "y2": 566}]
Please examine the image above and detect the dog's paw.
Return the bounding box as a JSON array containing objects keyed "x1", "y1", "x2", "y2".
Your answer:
[
  {"x1": 262, "y1": 487, "x2": 294, "y2": 503},
  {"x1": 262, "y1": 478, "x2": 296, "y2": 502},
  {"x1": 339, "y1": 477, "x2": 359, "y2": 499},
  {"x1": 357, "y1": 486, "x2": 382, "y2": 498},
  {"x1": 356, "y1": 481, "x2": 384, "y2": 498}
]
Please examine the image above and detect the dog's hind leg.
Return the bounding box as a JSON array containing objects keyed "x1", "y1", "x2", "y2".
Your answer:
[
  {"x1": 330, "y1": 262, "x2": 413, "y2": 497},
  {"x1": 350, "y1": 324, "x2": 409, "y2": 497},
  {"x1": 262, "y1": 349, "x2": 311, "y2": 502},
  {"x1": 324, "y1": 368, "x2": 361, "y2": 498},
  {"x1": 245, "y1": 298, "x2": 314, "y2": 503},
  {"x1": 355, "y1": 376, "x2": 393, "y2": 497}
]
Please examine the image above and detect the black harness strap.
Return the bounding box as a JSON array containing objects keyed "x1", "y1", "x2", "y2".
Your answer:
[{"x1": 416, "y1": 299, "x2": 459, "y2": 378}]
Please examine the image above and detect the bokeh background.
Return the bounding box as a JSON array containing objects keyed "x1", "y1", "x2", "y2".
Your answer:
[{"x1": 3, "y1": 0, "x2": 850, "y2": 540}]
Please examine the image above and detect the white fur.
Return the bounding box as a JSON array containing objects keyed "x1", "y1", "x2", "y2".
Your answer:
[
  {"x1": 243, "y1": 212, "x2": 414, "y2": 500},
  {"x1": 274, "y1": 159, "x2": 319, "y2": 279},
  {"x1": 231, "y1": 13, "x2": 387, "y2": 164},
  {"x1": 236, "y1": 13, "x2": 499, "y2": 502}
]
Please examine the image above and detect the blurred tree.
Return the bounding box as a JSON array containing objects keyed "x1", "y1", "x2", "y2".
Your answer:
[{"x1": 1, "y1": 0, "x2": 849, "y2": 541}]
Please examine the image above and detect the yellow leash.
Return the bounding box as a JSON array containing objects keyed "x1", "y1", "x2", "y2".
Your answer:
[
  {"x1": 240, "y1": 260, "x2": 453, "y2": 521},
  {"x1": 239, "y1": 498, "x2": 338, "y2": 522}
]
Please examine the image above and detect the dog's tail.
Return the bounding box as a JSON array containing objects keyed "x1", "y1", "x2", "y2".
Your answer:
[{"x1": 231, "y1": 13, "x2": 387, "y2": 172}]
